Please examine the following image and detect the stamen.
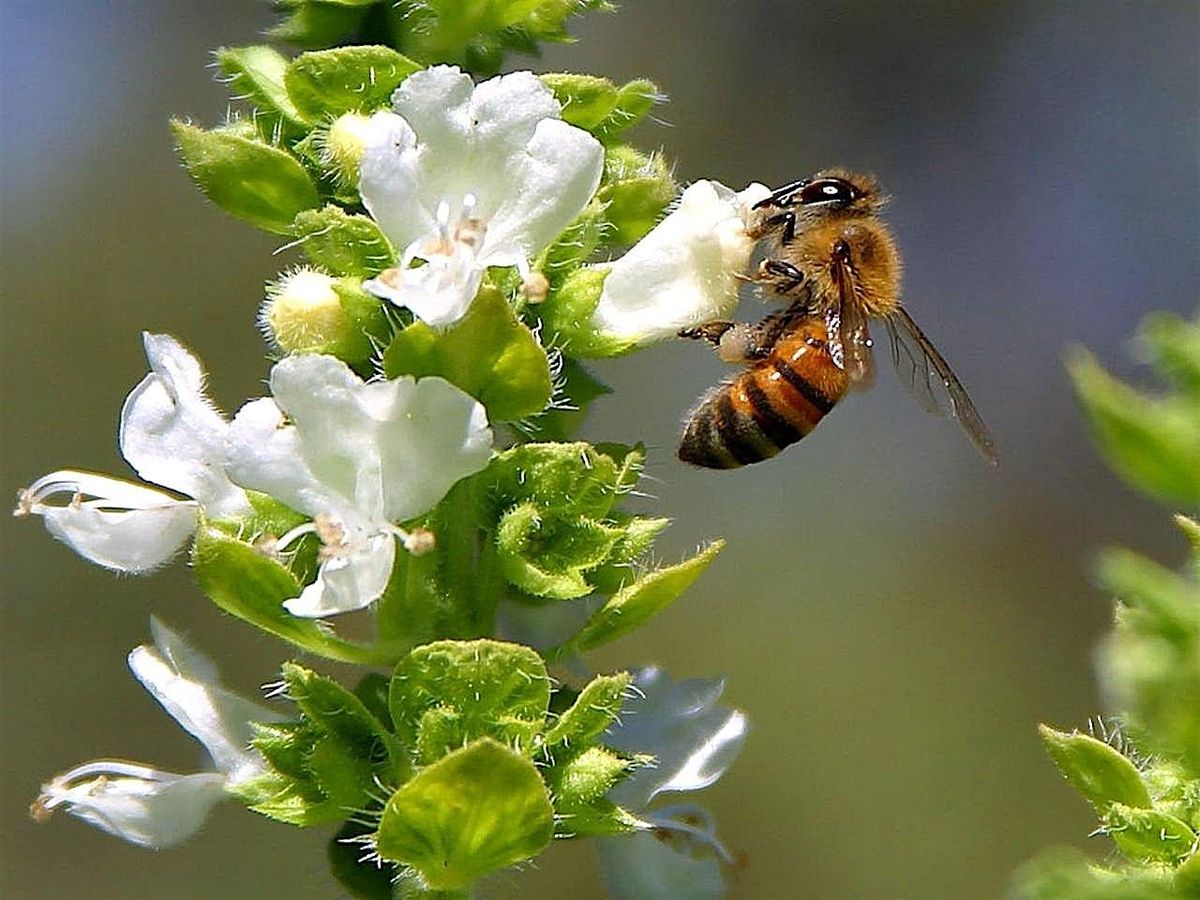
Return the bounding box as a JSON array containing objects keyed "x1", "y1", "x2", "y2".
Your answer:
[
  {"x1": 521, "y1": 272, "x2": 550, "y2": 304},
  {"x1": 401, "y1": 526, "x2": 436, "y2": 556},
  {"x1": 273, "y1": 521, "x2": 318, "y2": 553}
]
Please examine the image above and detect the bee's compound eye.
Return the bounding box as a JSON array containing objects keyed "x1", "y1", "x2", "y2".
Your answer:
[{"x1": 800, "y1": 178, "x2": 857, "y2": 206}]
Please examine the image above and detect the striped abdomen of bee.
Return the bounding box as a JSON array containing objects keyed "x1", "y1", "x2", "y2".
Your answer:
[{"x1": 677, "y1": 316, "x2": 850, "y2": 469}]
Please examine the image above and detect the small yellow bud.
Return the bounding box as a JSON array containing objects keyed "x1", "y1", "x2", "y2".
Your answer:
[
  {"x1": 324, "y1": 112, "x2": 373, "y2": 187},
  {"x1": 261, "y1": 268, "x2": 349, "y2": 354}
]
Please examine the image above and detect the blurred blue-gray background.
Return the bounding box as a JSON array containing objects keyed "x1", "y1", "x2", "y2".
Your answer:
[{"x1": 2, "y1": 2, "x2": 1197, "y2": 897}]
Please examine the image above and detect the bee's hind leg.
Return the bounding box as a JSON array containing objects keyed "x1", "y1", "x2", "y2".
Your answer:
[
  {"x1": 678, "y1": 321, "x2": 736, "y2": 346},
  {"x1": 679, "y1": 321, "x2": 772, "y2": 364}
]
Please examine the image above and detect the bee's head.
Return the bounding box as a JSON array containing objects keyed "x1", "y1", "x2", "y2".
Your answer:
[{"x1": 753, "y1": 170, "x2": 887, "y2": 221}]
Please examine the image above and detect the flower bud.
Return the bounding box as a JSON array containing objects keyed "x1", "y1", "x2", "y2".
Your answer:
[
  {"x1": 323, "y1": 112, "x2": 373, "y2": 187},
  {"x1": 260, "y1": 268, "x2": 370, "y2": 360}
]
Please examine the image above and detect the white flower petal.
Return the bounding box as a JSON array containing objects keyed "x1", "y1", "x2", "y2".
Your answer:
[
  {"x1": 373, "y1": 375, "x2": 493, "y2": 522},
  {"x1": 360, "y1": 65, "x2": 602, "y2": 287},
  {"x1": 591, "y1": 180, "x2": 771, "y2": 346},
  {"x1": 26, "y1": 470, "x2": 199, "y2": 573},
  {"x1": 120, "y1": 333, "x2": 247, "y2": 517},
  {"x1": 389, "y1": 66, "x2": 478, "y2": 168},
  {"x1": 283, "y1": 531, "x2": 396, "y2": 618},
  {"x1": 225, "y1": 396, "x2": 352, "y2": 522},
  {"x1": 363, "y1": 250, "x2": 484, "y2": 328},
  {"x1": 464, "y1": 70, "x2": 563, "y2": 166},
  {"x1": 359, "y1": 111, "x2": 430, "y2": 250},
  {"x1": 482, "y1": 117, "x2": 604, "y2": 264},
  {"x1": 38, "y1": 766, "x2": 227, "y2": 850},
  {"x1": 604, "y1": 667, "x2": 748, "y2": 809},
  {"x1": 598, "y1": 827, "x2": 726, "y2": 900},
  {"x1": 129, "y1": 622, "x2": 283, "y2": 782}
]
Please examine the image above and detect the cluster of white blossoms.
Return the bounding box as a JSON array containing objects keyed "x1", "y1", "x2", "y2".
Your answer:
[
  {"x1": 17, "y1": 65, "x2": 767, "y2": 618},
  {"x1": 19, "y1": 63, "x2": 757, "y2": 895},
  {"x1": 16, "y1": 333, "x2": 493, "y2": 618},
  {"x1": 357, "y1": 64, "x2": 767, "y2": 346}
]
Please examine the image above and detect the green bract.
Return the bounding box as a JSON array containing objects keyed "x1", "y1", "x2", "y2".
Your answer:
[
  {"x1": 215, "y1": 46, "x2": 307, "y2": 137},
  {"x1": 171, "y1": 122, "x2": 319, "y2": 234},
  {"x1": 383, "y1": 286, "x2": 553, "y2": 422},
  {"x1": 291, "y1": 206, "x2": 396, "y2": 277},
  {"x1": 284, "y1": 46, "x2": 421, "y2": 120},
  {"x1": 376, "y1": 739, "x2": 554, "y2": 889},
  {"x1": 540, "y1": 73, "x2": 661, "y2": 144},
  {"x1": 193, "y1": 522, "x2": 401, "y2": 665}
]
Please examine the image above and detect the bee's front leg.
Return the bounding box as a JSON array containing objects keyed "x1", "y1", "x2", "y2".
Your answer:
[{"x1": 754, "y1": 258, "x2": 805, "y2": 296}]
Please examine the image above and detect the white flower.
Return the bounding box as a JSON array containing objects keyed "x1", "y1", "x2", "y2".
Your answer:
[
  {"x1": 225, "y1": 355, "x2": 493, "y2": 618},
  {"x1": 31, "y1": 618, "x2": 283, "y2": 849},
  {"x1": 359, "y1": 65, "x2": 604, "y2": 328},
  {"x1": 14, "y1": 333, "x2": 249, "y2": 573},
  {"x1": 590, "y1": 179, "x2": 771, "y2": 348},
  {"x1": 598, "y1": 667, "x2": 748, "y2": 900}
]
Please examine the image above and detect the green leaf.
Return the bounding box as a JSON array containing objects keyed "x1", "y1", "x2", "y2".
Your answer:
[
  {"x1": 389, "y1": 640, "x2": 550, "y2": 762},
  {"x1": 565, "y1": 540, "x2": 726, "y2": 654},
  {"x1": 214, "y1": 46, "x2": 307, "y2": 130},
  {"x1": 1012, "y1": 848, "x2": 1179, "y2": 900},
  {"x1": 544, "y1": 672, "x2": 631, "y2": 748},
  {"x1": 1140, "y1": 310, "x2": 1200, "y2": 399},
  {"x1": 1067, "y1": 346, "x2": 1200, "y2": 508},
  {"x1": 489, "y1": 442, "x2": 642, "y2": 520},
  {"x1": 376, "y1": 739, "x2": 554, "y2": 890},
  {"x1": 549, "y1": 745, "x2": 636, "y2": 806},
  {"x1": 282, "y1": 663, "x2": 406, "y2": 780},
  {"x1": 171, "y1": 121, "x2": 319, "y2": 234},
  {"x1": 1177, "y1": 851, "x2": 1200, "y2": 894},
  {"x1": 537, "y1": 266, "x2": 636, "y2": 358},
  {"x1": 329, "y1": 820, "x2": 395, "y2": 900},
  {"x1": 588, "y1": 516, "x2": 672, "y2": 594},
  {"x1": 383, "y1": 286, "x2": 552, "y2": 421},
  {"x1": 291, "y1": 206, "x2": 397, "y2": 277},
  {"x1": 539, "y1": 74, "x2": 660, "y2": 143},
  {"x1": 192, "y1": 523, "x2": 399, "y2": 665},
  {"x1": 285, "y1": 46, "x2": 421, "y2": 120},
  {"x1": 1104, "y1": 802, "x2": 1198, "y2": 864},
  {"x1": 232, "y1": 721, "x2": 334, "y2": 826},
  {"x1": 540, "y1": 73, "x2": 618, "y2": 131},
  {"x1": 1098, "y1": 548, "x2": 1200, "y2": 774},
  {"x1": 600, "y1": 78, "x2": 660, "y2": 141},
  {"x1": 535, "y1": 199, "x2": 607, "y2": 280},
  {"x1": 270, "y1": 0, "x2": 371, "y2": 51},
  {"x1": 496, "y1": 504, "x2": 622, "y2": 600},
  {"x1": 596, "y1": 146, "x2": 675, "y2": 245},
  {"x1": 1100, "y1": 548, "x2": 1200, "y2": 640},
  {"x1": 553, "y1": 796, "x2": 643, "y2": 838},
  {"x1": 1038, "y1": 725, "x2": 1153, "y2": 813}
]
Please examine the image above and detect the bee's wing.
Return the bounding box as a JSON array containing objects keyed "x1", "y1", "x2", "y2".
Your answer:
[
  {"x1": 830, "y1": 252, "x2": 876, "y2": 390},
  {"x1": 884, "y1": 306, "x2": 998, "y2": 465}
]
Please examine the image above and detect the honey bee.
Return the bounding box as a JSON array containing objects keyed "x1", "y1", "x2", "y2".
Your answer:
[{"x1": 677, "y1": 170, "x2": 996, "y2": 468}]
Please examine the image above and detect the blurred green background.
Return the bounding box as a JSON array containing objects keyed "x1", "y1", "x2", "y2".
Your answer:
[{"x1": 2, "y1": 1, "x2": 1197, "y2": 898}]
